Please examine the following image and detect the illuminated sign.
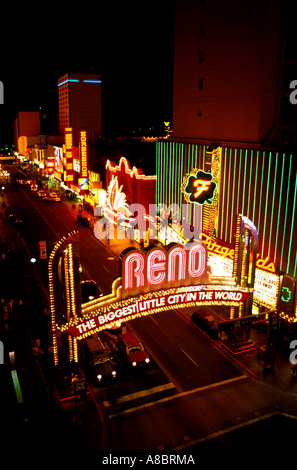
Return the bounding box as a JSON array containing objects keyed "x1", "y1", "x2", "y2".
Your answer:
[
  {"x1": 279, "y1": 275, "x2": 296, "y2": 321},
  {"x1": 79, "y1": 130, "x2": 88, "y2": 178},
  {"x1": 106, "y1": 156, "x2": 157, "y2": 181},
  {"x1": 253, "y1": 269, "x2": 280, "y2": 308},
  {"x1": 202, "y1": 233, "x2": 276, "y2": 273},
  {"x1": 63, "y1": 285, "x2": 251, "y2": 339},
  {"x1": 64, "y1": 127, "x2": 74, "y2": 183},
  {"x1": 121, "y1": 243, "x2": 207, "y2": 299},
  {"x1": 78, "y1": 178, "x2": 89, "y2": 190},
  {"x1": 182, "y1": 169, "x2": 216, "y2": 205}
]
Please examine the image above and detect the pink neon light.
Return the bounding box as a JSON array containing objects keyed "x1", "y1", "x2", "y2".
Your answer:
[
  {"x1": 188, "y1": 244, "x2": 206, "y2": 278},
  {"x1": 106, "y1": 156, "x2": 157, "y2": 181},
  {"x1": 124, "y1": 252, "x2": 145, "y2": 290},
  {"x1": 147, "y1": 250, "x2": 166, "y2": 285},
  {"x1": 168, "y1": 246, "x2": 186, "y2": 282}
]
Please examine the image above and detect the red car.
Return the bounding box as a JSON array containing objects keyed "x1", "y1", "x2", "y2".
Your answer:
[{"x1": 118, "y1": 332, "x2": 150, "y2": 367}]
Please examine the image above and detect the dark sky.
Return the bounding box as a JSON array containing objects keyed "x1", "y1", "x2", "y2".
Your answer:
[{"x1": 0, "y1": 1, "x2": 175, "y2": 143}]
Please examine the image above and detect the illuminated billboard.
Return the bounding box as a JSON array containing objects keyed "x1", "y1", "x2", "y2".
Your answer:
[
  {"x1": 79, "y1": 130, "x2": 88, "y2": 178},
  {"x1": 64, "y1": 127, "x2": 74, "y2": 183},
  {"x1": 121, "y1": 243, "x2": 207, "y2": 298}
]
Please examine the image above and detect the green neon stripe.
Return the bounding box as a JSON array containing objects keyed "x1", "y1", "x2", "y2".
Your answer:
[
  {"x1": 156, "y1": 142, "x2": 160, "y2": 205},
  {"x1": 281, "y1": 153, "x2": 293, "y2": 268},
  {"x1": 224, "y1": 148, "x2": 231, "y2": 243},
  {"x1": 247, "y1": 150, "x2": 253, "y2": 218},
  {"x1": 258, "y1": 152, "x2": 265, "y2": 257},
  {"x1": 230, "y1": 148, "x2": 237, "y2": 240},
  {"x1": 220, "y1": 147, "x2": 227, "y2": 239},
  {"x1": 235, "y1": 149, "x2": 241, "y2": 218},
  {"x1": 263, "y1": 152, "x2": 272, "y2": 258},
  {"x1": 274, "y1": 154, "x2": 285, "y2": 263},
  {"x1": 268, "y1": 153, "x2": 278, "y2": 257},
  {"x1": 252, "y1": 151, "x2": 259, "y2": 223},
  {"x1": 11, "y1": 370, "x2": 24, "y2": 404},
  {"x1": 287, "y1": 161, "x2": 297, "y2": 274},
  {"x1": 180, "y1": 143, "x2": 183, "y2": 209},
  {"x1": 242, "y1": 149, "x2": 248, "y2": 216}
]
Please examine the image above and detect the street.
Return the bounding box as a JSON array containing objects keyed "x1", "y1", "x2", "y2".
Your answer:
[{"x1": 1, "y1": 164, "x2": 297, "y2": 462}]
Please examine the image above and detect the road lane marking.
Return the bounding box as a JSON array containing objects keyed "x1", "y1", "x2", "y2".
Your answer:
[
  {"x1": 172, "y1": 411, "x2": 280, "y2": 450},
  {"x1": 102, "y1": 264, "x2": 110, "y2": 274},
  {"x1": 107, "y1": 375, "x2": 247, "y2": 419},
  {"x1": 180, "y1": 348, "x2": 199, "y2": 367},
  {"x1": 103, "y1": 382, "x2": 175, "y2": 408}
]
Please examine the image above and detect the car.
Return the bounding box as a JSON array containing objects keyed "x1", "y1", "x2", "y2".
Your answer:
[
  {"x1": 44, "y1": 195, "x2": 61, "y2": 202},
  {"x1": 7, "y1": 213, "x2": 22, "y2": 225},
  {"x1": 81, "y1": 280, "x2": 103, "y2": 303},
  {"x1": 30, "y1": 183, "x2": 38, "y2": 191},
  {"x1": 191, "y1": 309, "x2": 218, "y2": 339},
  {"x1": 19, "y1": 179, "x2": 27, "y2": 185},
  {"x1": 37, "y1": 190, "x2": 47, "y2": 198},
  {"x1": 77, "y1": 214, "x2": 90, "y2": 227},
  {"x1": 84, "y1": 336, "x2": 117, "y2": 383},
  {"x1": 117, "y1": 331, "x2": 150, "y2": 367}
]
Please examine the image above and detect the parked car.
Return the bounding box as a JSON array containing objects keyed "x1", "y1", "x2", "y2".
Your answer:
[
  {"x1": 37, "y1": 190, "x2": 47, "y2": 198},
  {"x1": 84, "y1": 336, "x2": 117, "y2": 383},
  {"x1": 7, "y1": 213, "x2": 22, "y2": 225},
  {"x1": 191, "y1": 309, "x2": 218, "y2": 339},
  {"x1": 77, "y1": 214, "x2": 90, "y2": 227},
  {"x1": 44, "y1": 194, "x2": 61, "y2": 202},
  {"x1": 30, "y1": 182, "x2": 38, "y2": 191},
  {"x1": 117, "y1": 331, "x2": 150, "y2": 367},
  {"x1": 81, "y1": 280, "x2": 103, "y2": 303}
]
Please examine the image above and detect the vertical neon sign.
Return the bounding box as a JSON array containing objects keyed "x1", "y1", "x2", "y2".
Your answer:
[
  {"x1": 65, "y1": 127, "x2": 74, "y2": 184},
  {"x1": 79, "y1": 129, "x2": 88, "y2": 178}
]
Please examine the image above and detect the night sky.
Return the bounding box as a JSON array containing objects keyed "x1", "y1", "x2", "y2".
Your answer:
[{"x1": 0, "y1": 1, "x2": 175, "y2": 144}]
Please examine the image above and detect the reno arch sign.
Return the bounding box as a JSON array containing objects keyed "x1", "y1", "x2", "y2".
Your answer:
[
  {"x1": 121, "y1": 243, "x2": 207, "y2": 299},
  {"x1": 58, "y1": 242, "x2": 252, "y2": 342}
]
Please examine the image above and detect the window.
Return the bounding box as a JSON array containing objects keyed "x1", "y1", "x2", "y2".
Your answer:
[{"x1": 199, "y1": 77, "x2": 204, "y2": 90}]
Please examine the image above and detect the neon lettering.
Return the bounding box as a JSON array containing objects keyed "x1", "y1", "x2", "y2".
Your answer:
[
  {"x1": 147, "y1": 249, "x2": 166, "y2": 285},
  {"x1": 124, "y1": 252, "x2": 145, "y2": 290},
  {"x1": 121, "y1": 243, "x2": 206, "y2": 297},
  {"x1": 193, "y1": 179, "x2": 211, "y2": 198},
  {"x1": 168, "y1": 246, "x2": 186, "y2": 282},
  {"x1": 188, "y1": 243, "x2": 206, "y2": 277}
]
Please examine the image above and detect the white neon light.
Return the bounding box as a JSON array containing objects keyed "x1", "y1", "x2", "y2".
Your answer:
[
  {"x1": 124, "y1": 252, "x2": 145, "y2": 290},
  {"x1": 188, "y1": 244, "x2": 206, "y2": 278},
  {"x1": 147, "y1": 250, "x2": 166, "y2": 285},
  {"x1": 168, "y1": 246, "x2": 186, "y2": 282}
]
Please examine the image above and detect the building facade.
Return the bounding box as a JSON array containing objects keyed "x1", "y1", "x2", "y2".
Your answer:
[
  {"x1": 58, "y1": 73, "x2": 102, "y2": 145},
  {"x1": 156, "y1": 0, "x2": 297, "y2": 321}
]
